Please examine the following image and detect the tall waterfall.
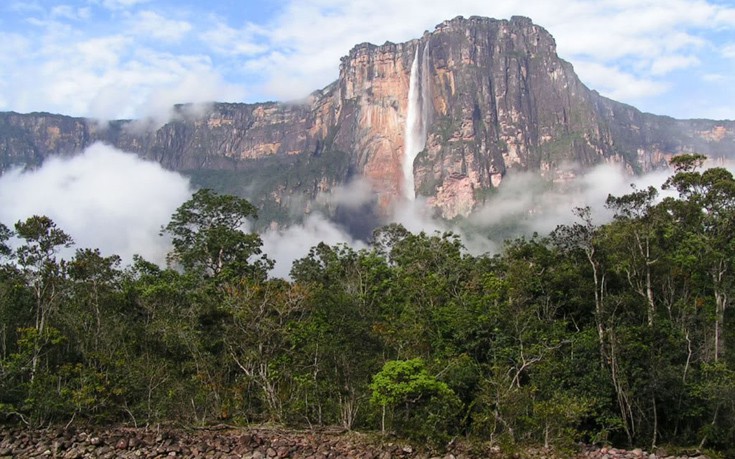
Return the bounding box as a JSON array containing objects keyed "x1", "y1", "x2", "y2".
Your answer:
[{"x1": 402, "y1": 44, "x2": 431, "y2": 200}]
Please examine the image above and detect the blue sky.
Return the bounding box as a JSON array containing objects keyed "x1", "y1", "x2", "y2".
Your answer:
[{"x1": 1, "y1": 0, "x2": 734, "y2": 121}]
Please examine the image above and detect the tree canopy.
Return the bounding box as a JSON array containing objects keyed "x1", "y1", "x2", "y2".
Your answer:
[{"x1": 2, "y1": 170, "x2": 735, "y2": 455}]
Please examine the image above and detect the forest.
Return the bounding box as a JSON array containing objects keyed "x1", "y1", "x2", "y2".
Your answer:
[{"x1": 0, "y1": 154, "x2": 734, "y2": 456}]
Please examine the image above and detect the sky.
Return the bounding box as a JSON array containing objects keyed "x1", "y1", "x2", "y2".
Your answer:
[{"x1": 0, "y1": 0, "x2": 734, "y2": 121}]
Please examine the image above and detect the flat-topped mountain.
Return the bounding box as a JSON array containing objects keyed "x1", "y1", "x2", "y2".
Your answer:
[{"x1": 1, "y1": 16, "x2": 733, "y2": 226}]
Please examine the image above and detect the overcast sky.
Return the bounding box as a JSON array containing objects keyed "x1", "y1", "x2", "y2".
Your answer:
[{"x1": 0, "y1": 0, "x2": 733, "y2": 121}]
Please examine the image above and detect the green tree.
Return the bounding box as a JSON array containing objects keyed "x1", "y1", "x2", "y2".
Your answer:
[
  {"x1": 0, "y1": 222, "x2": 11, "y2": 259},
  {"x1": 13, "y1": 216, "x2": 73, "y2": 382},
  {"x1": 162, "y1": 189, "x2": 272, "y2": 280},
  {"x1": 370, "y1": 358, "x2": 459, "y2": 441},
  {"x1": 290, "y1": 243, "x2": 388, "y2": 428},
  {"x1": 606, "y1": 186, "x2": 661, "y2": 327},
  {"x1": 662, "y1": 154, "x2": 735, "y2": 362}
]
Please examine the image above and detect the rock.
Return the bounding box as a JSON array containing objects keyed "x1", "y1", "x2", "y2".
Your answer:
[{"x1": 2, "y1": 16, "x2": 734, "y2": 229}]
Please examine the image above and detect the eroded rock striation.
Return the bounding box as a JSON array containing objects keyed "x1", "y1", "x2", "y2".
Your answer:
[{"x1": 1, "y1": 16, "x2": 734, "y2": 224}]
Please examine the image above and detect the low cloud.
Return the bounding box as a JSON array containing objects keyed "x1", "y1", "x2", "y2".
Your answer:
[
  {"x1": 317, "y1": 177, "x2": 374, "y2": 209},
  {"x1": 0, "y1": 143, "x2": 192, "y2": 264},
  {"x1": 261, "y1": 214, "x2": 367, "y2": 279},
  {"x1": 1, "y1": 142, "x2": 731, "y2": 282},
  {"x1": 469, "y1": 163, "x2": 676, "y2": 239}
]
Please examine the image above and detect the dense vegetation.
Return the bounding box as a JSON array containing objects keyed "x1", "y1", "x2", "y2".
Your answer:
[{"x1": 1, "y1": 154, "x2": 734, "y2": 455}]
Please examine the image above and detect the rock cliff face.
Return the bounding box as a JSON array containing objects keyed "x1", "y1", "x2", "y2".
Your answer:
[{"x1": 1, "y1": 16, "x2": 734, "y2": 224}]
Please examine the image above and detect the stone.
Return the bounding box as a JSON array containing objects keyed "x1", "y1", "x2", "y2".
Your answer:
[{"x1": 1, "y1": 16, "x2": 733, "y2": 230}]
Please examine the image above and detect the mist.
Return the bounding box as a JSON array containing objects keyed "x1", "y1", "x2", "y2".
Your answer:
[
  {"x1": 0, "y1": 142, "x2": 727, "y2": 280},
  {"x1": 468, "y1": 163, "x2": 675, "y2": 238},
  {"x1": 268, "y1": 163, "x2": 682, "y2": 272},
  {"x1": 0, "y1": 143, "x2": 192, "y2": 264},
  {"x1": 261, "y1": 214, "x2": 368, "y2": 279}
]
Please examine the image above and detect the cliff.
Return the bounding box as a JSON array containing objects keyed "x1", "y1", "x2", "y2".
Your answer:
[{"x1": 1, "y1": 16, "x2": 734, "y2": 225}]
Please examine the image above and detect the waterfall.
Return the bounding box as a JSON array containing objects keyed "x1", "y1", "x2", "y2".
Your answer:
[{"x1": 402, "y1": 44, "x2": 430, "y2": 200}]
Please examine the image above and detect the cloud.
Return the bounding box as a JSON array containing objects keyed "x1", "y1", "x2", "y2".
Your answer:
[
  {"x1": 201, "y1": 21, "x2": 268, "y2": 56},
  {"x1": 130, "y1": 11, "x2": 192, "y2": 43},
  {"x1": 0, "y1": 143, "x2": 192, "y2": 264},
  {"x1": 318, "y1": 178, "x2": 374, "y2": 209},
  {"x1": 134, "y1": 70, "x2": 246, "y2": 127},
  {"x1": 97, "y1": 0, "x2": 150, "y2": 10},
  {"x1": 467, "y1": 163, "x2": 679, "y2": 239},
  {"x1": 650, "y1": 55, "x2": 700, "y2": 75},
  {"x1": 0, "y1": 6, "x2": 245, "y2": 121},
  {"x1": 702, "y1": 73, "x2": 725, "y2": 82},
  {"x1": 51, "y1": 5, "x2": 91, "y2": 21},
  {"x1": 228, "y1": 0, "x2": 735, "y2": 117},
  {"x1": 572, "y1": 61, "x2": 669, "y2": 101},
  {"x1": 2, "y1": 0, "x2": 735, "y2": 120},
  {"x1": 261, "y1": 214, "x2": 367, "y2": 279},
  {"x1": 723, "y1": 43, "x2": 735, "y2": 59},
  {"x1": 261, "y1": 159, "x2": 718, "y2": 269},
  {"x1": 35, "y1": 41, "x2": 244, "y2": 121}
]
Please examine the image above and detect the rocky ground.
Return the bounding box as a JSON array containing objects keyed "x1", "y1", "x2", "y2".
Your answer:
[{"x1": 0, "y1": 425, "x2": 711, "y2": 459}]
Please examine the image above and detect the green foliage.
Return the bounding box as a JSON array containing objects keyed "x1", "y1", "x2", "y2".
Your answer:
[
  {"x1": 0, "y1": 156, "x2": 734, "y2": 455},
  {"x1": 370, "y1": 358, "x2": 461, "y2": 443},
  {"x1": 162, "y1": 189, "x2": 272, "y2": 280},
  {"x1": 0, "y1": 223, "x2": 11, "y2": 258},
  {"x1": 185, "y1": 149, "x2": 352, "y2": 228}
]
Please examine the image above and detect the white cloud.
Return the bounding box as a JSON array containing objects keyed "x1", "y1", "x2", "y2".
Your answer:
[
  {"x1": 573, "y1": 61, "x2": 669, "y2": 101},
  {"x1": 0, "y1": 28, "x2": 246, "y2": 121},
  {"x1": 231, "y1": 0, "x2": 734, "y2": 116},
  {"x1": 1, "y1": 0, "x2": 734, "y2": 120},
  {"x1": 467, "y1": 163, "x2": 677, "y2": 239},
  {"x1": 262, "y1": 214, "x2": 367, "y2": 279},
  {"x1": 650, "y1": 55, "x2": 700, "y2": 75},
  {"x1": 201, "y1": 21, "x2": 268, "y2": 56},
  {"x1": 723, "y1": 43, "x2": 735, "y2": 59},
  {"x1": 702, "y1": 73, "x2": 725, "y2": 82},
  {"x1": 137, "y1": 70, "x2": 246, "y2": 126},
  {"x1": 50, "y1": 5, "x2": 91, "y2": 20},
  {"x1": 130, "y1": 11, "x2": 192, "y2": 43},
  {"x1": 318, "y1": 178, "x2": 374, "y2": 209},
  {"x1": 0, "y1": 143, "x2": 192, "y2": 264},
  {"x1": 97, "y1": 0, "x2": 150, "y2": 10}
]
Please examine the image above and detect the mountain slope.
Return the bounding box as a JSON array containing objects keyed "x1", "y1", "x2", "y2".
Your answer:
[{"x1": 1, "y1": 15, "x2": 733, "y2": 226}]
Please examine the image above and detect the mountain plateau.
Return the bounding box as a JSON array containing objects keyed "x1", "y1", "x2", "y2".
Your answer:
[{"x1": 1, "y1": 15, "x2": 733, "y2": 230}]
